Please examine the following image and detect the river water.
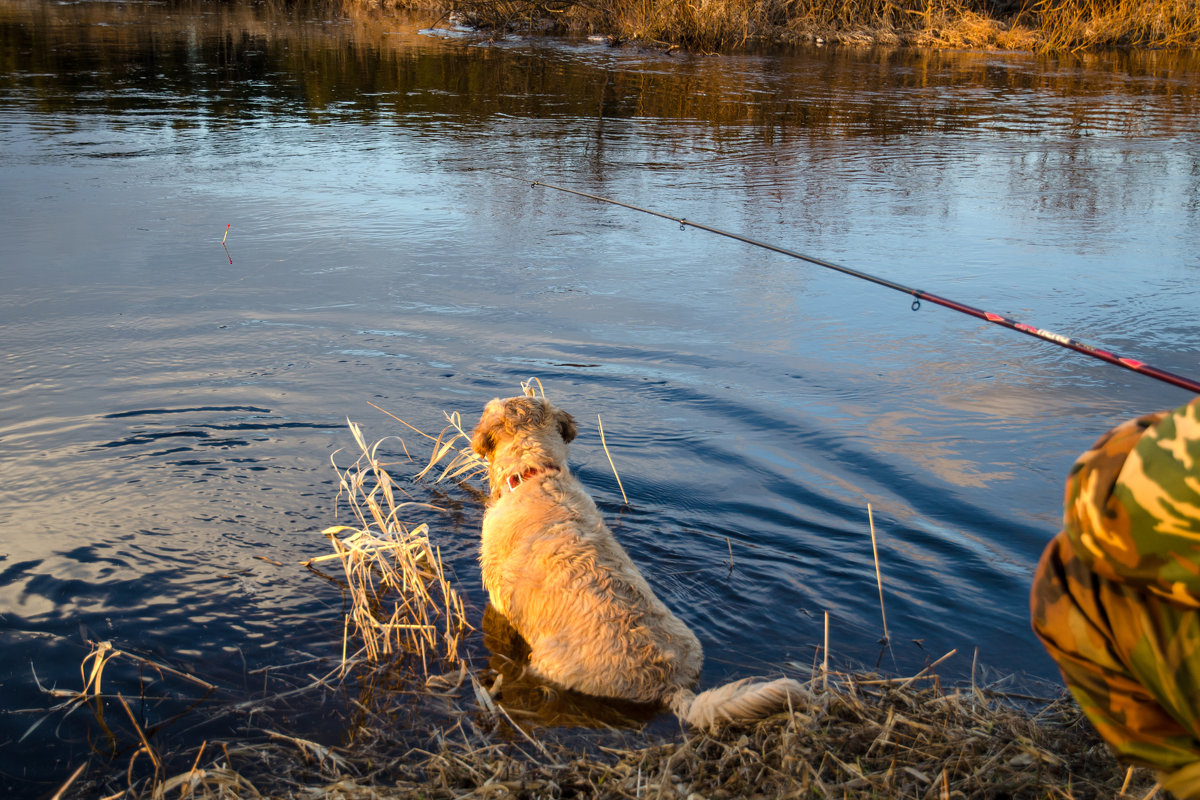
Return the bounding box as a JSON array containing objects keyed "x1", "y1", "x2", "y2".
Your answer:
[{"x1": 1, "y1": 0, "x2": 1198, "y2": 792}]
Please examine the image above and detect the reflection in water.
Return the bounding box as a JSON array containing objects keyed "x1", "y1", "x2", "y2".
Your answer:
[
  {"x1": 5, "y1": 0, "x2": 1200, "y2": 134},
  {"x1": 481, "y1": 605, "x2": 662, "y2": 729},
  {"x1": 1, "y1": 0, "x2": 1199, "y2": 792}
]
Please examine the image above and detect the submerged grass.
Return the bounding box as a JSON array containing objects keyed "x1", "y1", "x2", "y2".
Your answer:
[
  {"x1": 347, "y1": 0, "x2": 1200, "y2": 51},
  {"x1": 52, "y1": 392, "x2": 1166, "y2": 798}
]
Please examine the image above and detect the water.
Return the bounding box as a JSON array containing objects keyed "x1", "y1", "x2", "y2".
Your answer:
[{"x1": 2, "y1": 0, "x2": 1198, "y2": 792}]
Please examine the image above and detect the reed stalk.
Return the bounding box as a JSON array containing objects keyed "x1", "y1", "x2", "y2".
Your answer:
[
  {"x1": 312, "y1": 419, "x2": 473, "y2": 673},
  {"x1": 868, "y1": 503, "x2": 890, "y2": 646},
  {"x1": 596, "y1": 414, "x2": 628, "y2": 505},
  {"x1": 822, "y1": 611, "x2": 830, "y2": 693}
]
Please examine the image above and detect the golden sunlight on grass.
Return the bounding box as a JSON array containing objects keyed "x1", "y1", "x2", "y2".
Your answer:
[
  {"x1": 306, "y1": 417, "x2": 476, "y2": 671},
  {"x1": 69, "y1": 658, "x2": 1162, "y2": 798},
  {"x1": 1034, "y1": 0, "x2": 1200, "y2": 50},
  {"x1": 356, "y1": 0, "x2": 1200, "y2": 51}
]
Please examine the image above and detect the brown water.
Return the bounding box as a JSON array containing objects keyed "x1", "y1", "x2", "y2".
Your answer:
[{"x1": 1, "y1": 0, "x2": 1199, "y2": 793}]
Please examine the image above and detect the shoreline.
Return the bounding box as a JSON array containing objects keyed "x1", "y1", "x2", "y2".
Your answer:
[
  {"x1": 58, "y1": 651, "x2": 1164, "y2": 799},
  {"x1": 354, "y1": 0, "x2": 1200, "y2": 53}
]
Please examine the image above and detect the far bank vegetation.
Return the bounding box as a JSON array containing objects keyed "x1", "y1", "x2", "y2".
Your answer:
[{"x1": 346, "y1": 0, "x2": 1200, "y2": 52}]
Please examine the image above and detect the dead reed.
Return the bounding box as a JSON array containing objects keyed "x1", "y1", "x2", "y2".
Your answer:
[
  {"x1": 26, "y1": 640, "x2": 216, "y2": 750},
  {"x1": 624, "y1": 669, "x2": 1160, "y2": 800},
  {"x1": 1034, "y1": 0, "x2": 1200, "y2": 50},
  {"x1": 308, "y1": 418, "x2": 474, "y2": 672},
  {"x1": 106, "y1": 662, "x2": 1161, "y2": 799},
  {"x1": 352, "y1": 0, "x2": 1199, "y2": 51}
]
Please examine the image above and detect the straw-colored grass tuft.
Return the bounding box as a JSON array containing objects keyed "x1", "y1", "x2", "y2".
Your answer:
[
  {"x1": 1033, "y1": 0, "x2": 1200, "y2": 51},
  {"x1": 130, "y1": 666, "x2": 1163, "y2": 799},
  {"x1": 307, "y1": 418, "x2": 474, "y2": 672},
  {"x1": 654, "y1": 668, "x2": 1150, "y2": 799},
  {"x1": 421, "y1": 664, "x2": 1162, "y2": 799}
]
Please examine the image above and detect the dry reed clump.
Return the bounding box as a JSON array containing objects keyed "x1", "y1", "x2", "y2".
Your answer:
[
  {"x1": 908, "y1": 2, "x2": 1041, "y2": 49},
  {"x1": 117, "y1": 667, "x2": 1162, "y2": 799},
  {"x1": 660, "y1": 670, "x2": 1152, "y2": 799},
  {"x1": 308, "y1": 417, "x2": 479, "y2": 673},
  {"x1": 545, "y1": 674, "x2": 1161, "y2": 800},
  {"x1": 1033, "y1": 0, "x2": 1200, "y2": 50},
  {"x1": 361, "y1": 0, "x2": 1199, "y2": 51}
]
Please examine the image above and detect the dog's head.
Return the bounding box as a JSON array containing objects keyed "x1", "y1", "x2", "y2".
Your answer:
[{"x1": 471, "y1": 396, "x2": 577, "y2": 484}]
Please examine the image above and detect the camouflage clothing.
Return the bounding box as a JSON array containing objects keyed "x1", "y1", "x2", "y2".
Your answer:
[{"x1": 1032, "y1": 397, "x2": 1200, "y2": 799}]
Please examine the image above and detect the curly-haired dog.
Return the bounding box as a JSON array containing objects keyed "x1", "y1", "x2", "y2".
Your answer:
[{"x1": 471, "y1": 395, "x2": 808, "y2": 728}]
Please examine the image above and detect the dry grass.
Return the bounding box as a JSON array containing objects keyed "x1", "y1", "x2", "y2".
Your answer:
[
  {"x1": 307, "y1": 417, "x2": 477, "y2": 671},
  {"x1": 909, "y1": 2, "x2": 1043, "y2": 49},
  {"x1": 1034, "y1": 0, "x2": 1200, "y2": 50},
  {"x1": 83, "y1": 663, "x2": 1162, "y2": 799},
  {"x1": 355, "y1": 0, "x2": 1199, "y2": 51}
]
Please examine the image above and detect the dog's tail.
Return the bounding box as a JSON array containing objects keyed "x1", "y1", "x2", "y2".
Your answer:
[{"x1": 668, "y1": 677, "x2": 810, "y2": 730}]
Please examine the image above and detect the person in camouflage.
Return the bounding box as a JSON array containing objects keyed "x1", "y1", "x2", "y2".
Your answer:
[{"x1": 1031, "y1": 396, "x2": 1200, "y2": 798}]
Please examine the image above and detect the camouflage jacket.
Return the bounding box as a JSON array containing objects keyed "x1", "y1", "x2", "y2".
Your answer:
[
  {"x1": 1031, "y1": 396, "x2": 1200, "y2": 797},
  {"x1": 1063, "y1": 397, "x2": 1200, "y2": 606}
]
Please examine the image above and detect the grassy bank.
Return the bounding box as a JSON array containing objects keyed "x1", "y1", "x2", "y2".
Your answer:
[
  {"x1": 347, "y1": 0, "x2": 1200, "y2": 52},
  {"x1": 68, "y1": 659, "x2": 1163, "y2": 799}
]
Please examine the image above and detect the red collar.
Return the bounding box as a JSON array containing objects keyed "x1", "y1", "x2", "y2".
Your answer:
[{"x1": 505, "y1": 466, "x2": 550, "y2": 492}]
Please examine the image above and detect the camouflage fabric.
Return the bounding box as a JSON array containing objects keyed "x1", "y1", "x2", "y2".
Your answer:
[{"x1": 1031, "y1": 397, "x2": 1200, "y2": 798}]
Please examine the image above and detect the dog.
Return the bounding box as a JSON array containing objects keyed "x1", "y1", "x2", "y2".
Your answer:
[{"x1": 471, "y1": 395, "x2": 808, "y2": 729}]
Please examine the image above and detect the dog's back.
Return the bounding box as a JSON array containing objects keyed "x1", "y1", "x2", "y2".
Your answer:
[{"x1": 479, "y1": 467, "x2": 702, "y2": 704}]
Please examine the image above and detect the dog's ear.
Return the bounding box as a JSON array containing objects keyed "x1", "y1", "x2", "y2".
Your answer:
[
  {"x1": 471, "y1": 399, "x2": 504, "y2": 459},
  {"x1": 471, "y1": 424, "x2": 496, "y2": 459},
  {"x1": 555, "y1": 409, "x2": 577, "y2": 444}
]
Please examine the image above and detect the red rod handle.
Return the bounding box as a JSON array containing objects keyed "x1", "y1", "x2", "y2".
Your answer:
[{"x1": 915, "y1": 291, "x2": 1200, "y2": 395}]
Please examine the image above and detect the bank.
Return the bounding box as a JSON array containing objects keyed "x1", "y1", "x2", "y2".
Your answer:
[
  {"x1": 62, "y1": 650, "x2": 1165, "y2": 799},
  {"x1": 337, "y1": 0, "x2": 1200, "y2": 52}
]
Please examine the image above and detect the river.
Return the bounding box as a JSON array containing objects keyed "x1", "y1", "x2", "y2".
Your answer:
[{"x1": 1, "y1": 0, "x2": 1198, "y2": 793}]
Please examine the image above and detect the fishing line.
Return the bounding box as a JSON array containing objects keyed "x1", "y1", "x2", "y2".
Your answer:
[{"x1": 528, "y1": 179, "x2": 1200, "y2": 395}]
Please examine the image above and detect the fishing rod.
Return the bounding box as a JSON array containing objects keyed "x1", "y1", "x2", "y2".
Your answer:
[{"x1": 529, "y1": 180, "x2": 1200, "y2": 395}]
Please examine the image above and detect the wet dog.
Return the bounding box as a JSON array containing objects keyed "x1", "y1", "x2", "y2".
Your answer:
[{"x1": 471, "y1": 395, "x2": 807, "y2": 728}]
